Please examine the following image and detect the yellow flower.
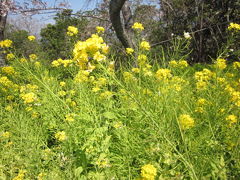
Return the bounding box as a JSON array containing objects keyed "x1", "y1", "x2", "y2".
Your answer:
[
  {"x1": 215, "y1": 58, "x2": 227, "y2": 70},
  {"x1": 28, "y1": 35, "x2": 36, "y2": 41},
  {"x1": 233, "y1": 61, "x2": 240, "y2": 69},
  {"x1": 226, "y1": 115, "x2": 237, "y2": 127},
  {"x1": 1, "y1": 66, "x2": 15, "y2": 75},
  {"x1": 13, "y1": 170, "x2": 27, "y2": 180},
  {"x1": 228, "y1": 22, "x2": 240, "y2": 31},
  {"x1": 169, "y1": 60, "x2": 178, "y2": 68},
  {"x1": 178, "y1": 60, "x2": 188, "y2": 68},
  {"x1": 55, "y1": 131, "x2": 67, "y2": 141},
  {"x1": 1, "y1": 131, "x2": 11, "y2": 138},
  {"x1": 132, "y1": 22, "x2": 144, "y2": 31},
  {"x1": 132, "y1": 68, "x2": 140, "y2": 73},
  {"x1": 67, "y1": 26, "x2": 78, "y2": 36},
  {"x1": 34, "y1": 61, "x2": 41, "y2": 67},
  {"x1": 93, "y1": 51, "x2": 106, "y2": 62},
  {"x1": 96, "y1": 26, "x2": 105, "y2": 33},
  {"x1": 196, "y1": 81, "x2": 207, "y2": 90},
  {"x1": 29, "y1": 54, "x2": 37, "y2": 60},
  {"x1": 123, "y1": 72, "x2": 135, "y2": 82},
  {"x1": 140, "y1": 41, "x2": 150, "y2": 51},
  {"x1": 141, "y1": 164, "x2": 157, "y2": 180},
  {"x1": 137, "y1": 54, "x2": 147, "y2": 66},
  {"x1": 178, "y1": 114, "x2": 195, "y2": 130},
  {"x1": 92, "y1": 87, "x2": 101, "y2": 92},
  {"x1": 65, "y1": 113, "x2": 75, "y2": 122},
  {"x1": 58, "y1": 90, "x2": 66, "y2": 97},
  {"x1": 6, "y1": 53, "x2": 15, "y2": 60},
  {"x1": 100, "y1": 91, "x2": 113, "y2": 99},
  {"x1": 60, "y1": 81, "x2": 66, "y2": 87},
  {"x1": 155, "y1": 68, "x2": 172, "y2": 80},
  {"x1": 126, "y1": 48, "x2": 134, "y2": 55},
  {"x1": 21, "y1": 92, "x2": 37, "y2": 104},
  {"x1": 0, "y1": 39, "x2": 13, "y2": 48},
  {"x1": 20, "y1": 58, "x2": 27, "y2": 63}
]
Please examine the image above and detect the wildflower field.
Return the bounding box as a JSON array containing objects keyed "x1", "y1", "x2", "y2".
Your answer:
[{"x1": 0, "y1": 23, "x2": 240, "y2": 179}]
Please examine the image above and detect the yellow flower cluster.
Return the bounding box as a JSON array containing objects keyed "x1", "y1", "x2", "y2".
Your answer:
[
  {"x1": 233, "y1": 61, "x2": 240, "y2": 69},
  {"x1": 21, "y1": 92, "x2": 37, "y2": 104},
  {"x1": 52, "y1": 58, "x2": 73, "y2": 67},
  {"x1": 132, "y1": 22, "x2": 144, "y2": 31},
  {"x1": 28, "y1": 35, "x2": 36, "y2": 41},
  {"x1": 155, "y1": 68, "x2": 172, "y2": 80},
  {"x1": 74, "y1": 70, "x2": 91, "y2": 83},
  {"x1": 0, "y1": 39, "x2": 12, "y2": 48},
  {"x1": 96, "y1": 26, "x2": 105, "y2": 33},
  {"x1": 228, "y1": 23, "x2": 240, "y2": 31},
  {"x1": 169, "y1": 60, "x2": 188, "y2": 68},
  {"x1": 65, "y1": 113, "x2": 75, "y2": 122},
  {"x1": 55, "y1": 131, "x2": 67, "y2": 141},
  {"x1": 1, "y1": 66, "x2": 15, "y2": 75},
  {"x1": 0, "y1": 76, "x2": 19, "y2": 90},
  {"x1": 67, "y1": 26, "x2": 78, "y2": 36},
  {"x1": 195, "y1": 98, "x2": 208, "y2": 113},
  {"x1": 137, "y1": 54, "x2": 148, "y2": 66},
  {"x1": 140, "y1": 41, "x2": 150, "y2": 51},
  {"x1": 178, "y1": 114, "x2": 195, "y2": 130},
  {"x1": 123, "y1": 72, "x2": 136, "y2": 82},
  {"x1": 100, "y1": 91, "x2": 113, "y2": 99},
  {"x1": 73, "y1": 34, "x2": 108, "y2": 70},
  {"x1": 195, "y1": 68, "x2": 215, "y2": 90},
  {"x1": 1, "y1": 131, "x2": 11, "y2": 138},
  {"x1": 126, "y1": 48, "x2": 134, "y2": 55},
  {"x1": 29, "y1": 54, "x2": 37, "y2": 61},
  {"x1": 215, "y1": 58, "x2": 227, "y2": 70},
  {"x1": 226, "y1": 115, "x2": 237, "y2": 127},
  {"x1": 13, "y1": 170, "x2": 27, "y2": 180},
  {"x1": 141, "y1": 164, "x2": 157, "y2": 180},
  {"x1": 6, "y1": 53, "x2": 15, "y2": 60}
]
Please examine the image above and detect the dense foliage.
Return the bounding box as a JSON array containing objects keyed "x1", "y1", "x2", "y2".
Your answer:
[{"x1": 0, "y1": 22, "x2": 240, "y2": 179}]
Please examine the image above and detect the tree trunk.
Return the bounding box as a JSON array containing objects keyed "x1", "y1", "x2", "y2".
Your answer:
[
  {"x1": 109, "y1": 0, "x2": 133, "y2": 48},
  {"x1": 122, "y1": 1, "x2": 135, "y2": 47},
  {"x1": 0, "y1": 1, "x2": 8, "y2": 67}
]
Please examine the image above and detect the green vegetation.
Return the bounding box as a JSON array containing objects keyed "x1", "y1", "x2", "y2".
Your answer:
[{"x1": 0, "y1": 22, "x2": 240, "y2": 179}]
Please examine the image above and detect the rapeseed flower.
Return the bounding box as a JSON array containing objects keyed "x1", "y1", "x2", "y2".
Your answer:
[
  {"x1": 126, "y1": 48, "x2": 134, "y2": 55},
  {"x1": 178, "y1": 114, "x2": 195, "y2": 130},
  {"x1": 60, "y1": 81, "x2": 66, "y2": 87},
  {"x1": 215, "y1": 58, "x2": 227, "y2": 70},
  {"x1": 0, "y1": 39, "x2": 12, "y2": 48},
  {"x1": 65, "y1": 113, "x2": 75, "y2": 122},
  {"x1": 55, "y1": 131, "x2": 67, "y2": 141},
  {"x1": 21, "y1": 92, "x2": 37, "y2": 104},
  {"x1": 155, "y1": 68, "x2": 172, "y2": 80},
  {"x1": 226, "y1": 115, "x2": 237, "y2": 127},
  {"x1": 233, "y1": 62, "x2": 240, "y2": 69},
  {"x1": 28, "y1": 35, "x2": 36, "y2": 41},
  {"x1": 1, "y1": 66, "x2": 15, "y2": 75},
  {"x1": 6, "y1": 53, "x2": 15, "y2": 60},
  {"x1": 67, "y1": 26, "x2": 78, "y2": 36},
  {"x1": 140, "y1": 41, "x2": 150, "y2": 51},
  {"x1": 141, "y1": 164, "x2": 157, "y2": 180},
  {"x1": 137, "y1": 54, "x2": 147, "y2": 66},
  {"x1": 29, "y1": 54, "x2": 37, "y2": 61},
  {"x1": 228, "y1": 23, "x2": 240, "y2": 31},
  {"x1": 96, "y1": 26, "x2": 105, "y2": 33},
  {"x1": 132, "y1": 22, "x2": 144, "y2": 31},
  {"x1": 13, "y1": 170, "x2": 27, "y2": 180}
]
